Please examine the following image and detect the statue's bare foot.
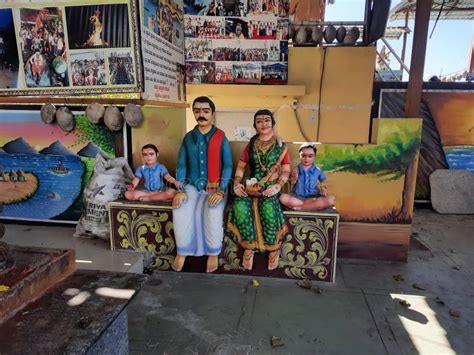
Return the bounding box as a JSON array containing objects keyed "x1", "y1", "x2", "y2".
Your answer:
[
  {"x1": 139, "y1": 195, "x2": 152, "y2": 201},
  {"x1": 206, "y1": 255, "x2": 218, "y2": 273},
  {"x1": 243, "y1": 249, "x2": 254, "y2": 270},
  {"x1": 268, "y1": 250, "x2": 280, "y2": 270},
  {"x1": 172, "y1": 254, "x2": 186, "y2": 272}
]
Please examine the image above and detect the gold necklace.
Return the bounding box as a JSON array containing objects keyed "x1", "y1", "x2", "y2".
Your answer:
[{"x1": 255, "y1": 138, "x2": 276, "y2": 172}]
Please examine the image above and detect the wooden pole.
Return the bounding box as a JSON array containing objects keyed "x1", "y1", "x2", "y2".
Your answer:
[{"x1": 405, "y1": 0, "x2": 432, "y2": 118}]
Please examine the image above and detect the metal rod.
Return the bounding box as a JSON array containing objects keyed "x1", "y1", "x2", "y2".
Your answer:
[
  {"x1": 401, "y1": 11, "x2": 409, "y2": 72},
  {"x1": 381, "y1": 37, "x2": 410, "y2": 74}
]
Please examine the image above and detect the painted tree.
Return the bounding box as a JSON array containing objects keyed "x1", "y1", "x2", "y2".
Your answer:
[{"x1": 318, "y1": 126, "x2": 421, "y2": 223}]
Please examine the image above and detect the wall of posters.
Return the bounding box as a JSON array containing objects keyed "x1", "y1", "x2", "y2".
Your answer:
[
  {"x1": 141, "y1": 0, "x2": 186, "y2": 102},
  {"x1": 184, "y1": 0, "x2": 289, "y2": 84},
  {"x1": 0, "y1": 0, "x2": 142, "y2": 96}
]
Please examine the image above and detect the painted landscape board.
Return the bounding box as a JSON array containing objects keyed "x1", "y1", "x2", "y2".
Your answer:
[
  {"x1": 443, "y1": 146, "x2": 474, "y2": 172},
  {"x1": 423, "y1": 92, "x2": 474, "y2": 146},
  {"x1": 0, "y1": 110, "x2": 119, "y2": 222},
  {"x1": 0, "y1": 0, "x2": 142, "y2": 96},
  {"x1": 380, "y1": 89, "x2": 473, "y2": 200},
  {"x1": 313, "y1": 118, "x2": 422, "y2": 261}
]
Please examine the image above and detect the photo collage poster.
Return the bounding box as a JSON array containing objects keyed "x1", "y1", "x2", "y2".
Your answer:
[
  {"x1": 184, "y1": 0, "x2": 289, "y2": 84},
  {"x1": 141, "y1": 0, "x2": 186, "y2": 102},
  {"x1": 0, "y1": 0, "x2": 141, "y2": 96}
]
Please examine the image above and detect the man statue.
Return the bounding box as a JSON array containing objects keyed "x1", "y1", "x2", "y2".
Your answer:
[{"x1": 172, "y1": 96, "x2": 233, "y2": 273}]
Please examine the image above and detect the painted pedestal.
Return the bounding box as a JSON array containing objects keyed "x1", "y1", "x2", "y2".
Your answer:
[{"x1": 109, "y1": 200, "x2": 339, "y2": 282}]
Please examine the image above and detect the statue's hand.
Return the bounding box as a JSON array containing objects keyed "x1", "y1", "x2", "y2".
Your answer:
[
  {"x1": 172, "y1": 191, "x2": 187, "y2": 209},
  {"x1": 289, "y1": 166, "x2": 299, "y2": 185},
  {"x1": 208, "y1": 191, "x2": 224, "y2": 207},
  {"x1": 262, "y1": 184, "x2": 281, "y2": 197},
  {"x1": 233, "y1": 183, "x2": 247, "y2": 197},
  {"x1": 321, "y1": 186, "x2": 328, "y2": 197}
]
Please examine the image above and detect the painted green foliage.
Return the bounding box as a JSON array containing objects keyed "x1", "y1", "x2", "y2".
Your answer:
[
  {"x1": 70, "y1": 114, "x2": 116, "y2": 157},
  {"x1": 53, "y1": 115, "x2": 117, "y2": 220},
  {"x1": 318, "y1": 124, "x2": 421, "y2": 179}
]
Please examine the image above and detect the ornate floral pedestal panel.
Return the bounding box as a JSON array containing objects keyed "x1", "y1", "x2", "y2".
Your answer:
[{"x1": 109, "y1": 201, "x2": 339, "y2": 282}]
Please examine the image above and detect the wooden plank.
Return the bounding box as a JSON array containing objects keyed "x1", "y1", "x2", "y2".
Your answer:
[
  {"x1": 186, "y1": 84, "x2": 306, "y2": 98},
  {"x1": 0, "y1": 97, "x2": 188, "y2": 108}
]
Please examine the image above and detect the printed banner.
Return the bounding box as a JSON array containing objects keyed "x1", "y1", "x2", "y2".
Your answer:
[
  {"x1": 0, "y1": 0, "x2": 142, "y2": 96},
  {"x1": 184, "y1": 0, "x2": 289, "y2": 84},
  {"x1": 141, "y1": 0, "x2": 185, "y2": 102}
]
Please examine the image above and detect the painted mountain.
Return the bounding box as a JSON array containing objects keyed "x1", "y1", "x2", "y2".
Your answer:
[
  {"x1": 40, "y1": 140, "x2": 76, "y2": 156},
  {"x1": 77, "y1": 142, "x2": 110, "y2": 159},
  {"x1": 2, "y1": 137, "x2": 39, "y2": 154}
]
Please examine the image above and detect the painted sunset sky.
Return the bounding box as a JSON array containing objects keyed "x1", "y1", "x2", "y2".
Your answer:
[{"x1": 0, "y1": 110, "x2": 84, "y2": 152}]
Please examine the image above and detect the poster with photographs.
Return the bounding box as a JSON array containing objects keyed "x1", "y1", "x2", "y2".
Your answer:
[
  {"x1": 186, "y1": 61, "x2": 215, "y2": 83},
  {"x1": 70, "y1": 51, "x2": 106, "y2": 86},
  {"x1": 212, "y1": 39, "x2": 239, "y2": 61},
  {"x1": 184, "y1": 0, "x2": 288, "y2": 84},
  {"x1": 108, "y1": 49, "x2": 136, "y2": 85},
  {"x1": 184, "y1": 16, "x2": 225, "y2": 39},
  {"x1": 141, "y1": 0, "x2": 186, "y2": 102},
  {"x1": 19, "y1": 7, "x2": 69, "y2": 88},
  {"x1": 0, "y1": 8, "x2": 20, "y2": 89},
  {"x1": 66, "y1": 4, "x2": 130, "y2": 49},
  {"x1": 215, "y1": 62, "x2": 233, "y2": 83},
  {"x1": 185, "y1": 38, "x2": 212, "y2": 61},
  {"x1": 0, "y1": 0, "x2": 142, "y2": 96}
]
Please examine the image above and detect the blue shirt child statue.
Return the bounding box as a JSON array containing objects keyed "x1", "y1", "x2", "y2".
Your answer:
[
  {"x1": 280, "y1": 143, "x2": 336, "y2": 211},
  {"x1": 125, "y1": 144, "x2": 181, "y2": 202}
]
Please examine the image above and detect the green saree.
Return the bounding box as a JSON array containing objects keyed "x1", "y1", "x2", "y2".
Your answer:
[{"x1": 227, "y1": 137, "x2": 289, "y2": 252}]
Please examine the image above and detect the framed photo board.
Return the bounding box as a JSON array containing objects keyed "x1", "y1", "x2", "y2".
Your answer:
[{"x1": 0, "y1": 0, "x2": 142, "y2": 96}]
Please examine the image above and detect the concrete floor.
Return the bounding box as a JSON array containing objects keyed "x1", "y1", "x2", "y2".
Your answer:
[
  {"x1": 3, "y1": 223, "x2": 143, "y2": 273},
  {"x1": 2, "y1": 208, "x2": 473, "y2": 354}
]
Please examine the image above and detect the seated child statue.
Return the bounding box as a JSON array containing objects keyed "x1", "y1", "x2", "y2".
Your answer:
[
  {"x1": 125, "y1": 144, "x2": 180, "y2": 202},
  {"x1": 280, "y1": 143, "x2": 335, "y2": 211}
]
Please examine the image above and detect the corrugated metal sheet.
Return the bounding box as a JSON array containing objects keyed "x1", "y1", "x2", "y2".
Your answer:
[{"x1": 389, "y1": 0, "x2": 474, "y2": 20}]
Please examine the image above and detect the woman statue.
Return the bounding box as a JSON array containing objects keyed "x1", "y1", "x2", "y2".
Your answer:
[{"x1": 227, "y1": 109, "x2": 291, "y2": 271}]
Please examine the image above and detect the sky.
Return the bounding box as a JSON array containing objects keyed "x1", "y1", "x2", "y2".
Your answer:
[
  {"x1": 325, "y1": 0, "x2": 473, "y2": 80},
  {"x1": 0, "y1": 111, "x2": 79, "y2": 152}
]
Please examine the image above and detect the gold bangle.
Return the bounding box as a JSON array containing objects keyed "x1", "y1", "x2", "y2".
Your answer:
[
  {"x1": 216, "y1": 190, "x2": 225, "y2": 197},
  {"x1": 234, "y1": 175, "x2": 243, "y2": 184}
]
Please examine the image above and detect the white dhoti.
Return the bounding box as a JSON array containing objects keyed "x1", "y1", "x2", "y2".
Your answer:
[{"x1": 172, "y1": 185, "x2": 227, "y2": 256}]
